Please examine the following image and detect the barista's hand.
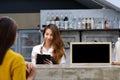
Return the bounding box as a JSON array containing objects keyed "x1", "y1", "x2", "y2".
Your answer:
[{"x1": 44, "y1": 59, "x2": 53, "y2": 64}]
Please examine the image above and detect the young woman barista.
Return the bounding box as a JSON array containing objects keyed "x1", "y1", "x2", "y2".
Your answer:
[{"x1": 31, "y1": 24, "x2": 66, "y2": 64}]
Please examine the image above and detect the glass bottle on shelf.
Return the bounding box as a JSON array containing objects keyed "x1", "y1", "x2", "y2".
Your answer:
[
  {"x1": 94, "y1": 18, "x2": 103, "y2": 29},
  {"x1": 63, "y1": 12, "x2": 69, "y2": 30},
  {"x1": 59, "y1": 12, "x2": 64, "y2": 30},
  {"x1": 105, "y1": 18, "x2": 111, "y2": 29},
  {"x1": 101, "y1": 18, "x2": 105, "y2": 29},
  {"x1": 50, "y1": 12, "x2": 55, "y2": 25},
  {"x1": 68, "y1": 12, "x2": 73, "y2": 29},
  {"x1": 85, "y1": 18, "x2": 88, "y2": 29},
  {"x1": 46, "y1": 12, "x2": 51, "y2": 25},
  {"x1": 54, "y1": 13, "x2": 60, "y2": 28},
  {"x1": 87, "y1": 18, "x2": 91, "y2": 29},
  {"x1": 77, "y1": 17, "x2": 82, "y2": 29},
  {"x1": 81, "y1": 18, "x2": 86, "y2": 29},
  {"x1": 72, "y1": 16, "x2": 78, "y2": 30},
  {"x1": 91, "y1": 18, "x2": 94, "y2": 29},
  {"x1": 112, "y1": 17, "x2": 119, "y2": 29}
]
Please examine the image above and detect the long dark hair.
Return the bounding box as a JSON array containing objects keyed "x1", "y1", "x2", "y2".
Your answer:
[
  {"x1": 42, "y1": 24, "x2": 66, "y2": 64},
  {"x1": 0, "y1": 16, "x2": 17, "y2": 65}
]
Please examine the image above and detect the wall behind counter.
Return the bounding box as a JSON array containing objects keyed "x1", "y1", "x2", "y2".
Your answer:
[
  {"x1": 0, "y1": 0, "x2": 90, "y2": 29},
  {"x1": 0, "y1": 13, "x2": 40, "y2": 29}
]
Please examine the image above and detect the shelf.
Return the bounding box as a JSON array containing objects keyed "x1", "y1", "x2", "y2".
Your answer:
[
  {"x1": 59, "y1": 29, "x2": 120, "y2": 32},
  {"x1": 40, "y1": 29, "x2": 120, "y2": 32}
]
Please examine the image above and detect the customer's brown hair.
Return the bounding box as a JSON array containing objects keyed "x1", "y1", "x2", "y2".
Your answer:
[{"x1": 0, "y1": 16, "x2": 17, "y2": 65}]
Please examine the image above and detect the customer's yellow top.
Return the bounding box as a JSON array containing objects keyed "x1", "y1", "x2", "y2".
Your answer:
[{"x1": 0, "y1": 49, "x2": 26, "y2": 80}]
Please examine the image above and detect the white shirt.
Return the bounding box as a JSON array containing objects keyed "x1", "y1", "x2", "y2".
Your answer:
[{"x1": 31, "y1": 42, "x2": 66, "y2": 64}]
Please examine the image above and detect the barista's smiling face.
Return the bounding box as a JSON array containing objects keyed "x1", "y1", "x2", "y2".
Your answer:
[{"x1": 44, "y1": 28, "x2": 53, "y2": 46}]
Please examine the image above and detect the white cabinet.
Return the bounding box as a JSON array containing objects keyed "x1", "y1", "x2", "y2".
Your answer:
[{"x1": 11, "y1": 29, "x2": 40, "y2": 61}]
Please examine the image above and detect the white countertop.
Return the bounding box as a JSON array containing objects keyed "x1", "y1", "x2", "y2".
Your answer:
[{"x1": 36, "y1": 64, "x2": 120, "y2": 69}]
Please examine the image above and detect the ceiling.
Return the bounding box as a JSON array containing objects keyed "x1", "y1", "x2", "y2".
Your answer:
[
  {"x1": 75, "y1": 0, "x2": 103, "y2": 9},
  {"x1": 75, "y1": 0, "x2": 120, "y2": 12}
]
